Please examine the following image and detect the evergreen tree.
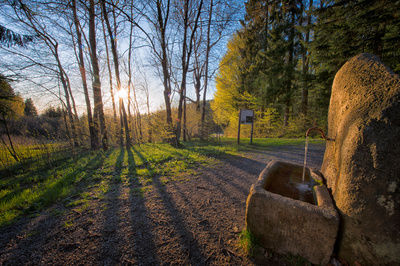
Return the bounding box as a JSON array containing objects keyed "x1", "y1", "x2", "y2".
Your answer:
[
  {"x1": 43, "y1": 106, "x2": 62, "y2": 118},
  {"x1": 24, "y1": 98, "x2": 38, "y2": 117},
  {"x1": 0, "y1": 25, "x2": 34, "y2": 47},
  {"x1": 240, "y1": 0, "x2": 302, "y2": 125},
  {"x1": 310, "y1": 0, "x2": 400, "y2": 114}
]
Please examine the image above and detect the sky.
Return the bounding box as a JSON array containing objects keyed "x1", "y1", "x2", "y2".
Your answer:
[{"x1": 0, "y1": 0, "x2": 246, "y2": 115}]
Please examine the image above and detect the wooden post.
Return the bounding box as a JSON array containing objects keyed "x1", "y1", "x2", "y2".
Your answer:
[
  {"x1": 250, "y1": 117, "x2": 254, "y2": 144},
  {"x1": 237, "y1": 109, "x2": 241, "y2": 145}
]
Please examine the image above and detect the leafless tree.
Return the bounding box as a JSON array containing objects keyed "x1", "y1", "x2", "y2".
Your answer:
[
  {"x1": 11, "y1": 0, "x2": 80, "y2": 147},
  {"x1": 175, "y1": 0, "x2": 203, "y2": 143},
  {"x1": 89, "y1": 0, "x2": 108, "y2": 150},
  {"x1": 101, "y1": 0, "x2": 131, "y2": 148},
  {"x1": 71, "y1": 0, "x2": 98, "y2": 149}
]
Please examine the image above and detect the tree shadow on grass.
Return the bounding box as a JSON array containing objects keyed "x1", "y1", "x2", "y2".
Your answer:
[
  {"x1": 143, "y1": 143, "x2": 261, "y2": 198},
  {"x1": 0, "y1": 150, "x2": 93, "y2": 203},
  {"x1": 0, "y1": 148, "x2": 76, "y2": 178},
  {"x1": 126, "y1": 147, "x2": 160, "y2": 264},
  {"x1": 178, "y1": 144, "x2": 267, "y2": 176},
  {"x1": 99, "y1": 147, "x2": 125, "y2": 264},
  {"x1": 131, "y1": 146, "x2": 208, "y2": 264},
  {"x1": 0, "y1": 150, "x2": 111, "y2": 264}
]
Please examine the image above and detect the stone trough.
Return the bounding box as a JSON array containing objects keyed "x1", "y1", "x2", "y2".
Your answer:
[{"x1": 245, "y1": 160, "x2": 339, "y2": 265}]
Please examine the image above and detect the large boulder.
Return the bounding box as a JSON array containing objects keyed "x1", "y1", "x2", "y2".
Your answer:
[{"x1": 321, "y1": 53, "x2": 400, "y2": 264}]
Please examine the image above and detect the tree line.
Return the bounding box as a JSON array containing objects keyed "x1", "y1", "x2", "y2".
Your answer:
[
  {"x1": 212, "y1": 0, "x2": 400, "y2": 138},
  {"x1": 0, "y1": 0, "x2": 240, "y2": 154}
]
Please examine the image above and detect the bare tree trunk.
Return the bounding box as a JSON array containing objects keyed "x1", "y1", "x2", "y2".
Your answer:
[
  {"x1": 183, "y1": 90, "x2": 187, "y2": 141},
  {"x1": 56, "y1": 57, "x2": 79, "y2": 147},
  {"x1": 176, "y1": 0, "x2": 188, "y2": 143},
  {"x1": 126, "y1": 8, "x2": 143, "y2": 143},
  {"x1": 61, "y1": 105, "x2": 73, "y2": 150},
  {"x1": 122, "y1": 5, "x2": 134, "y2": 142},
  {"x1": 156, "y1": 0, "x2": 174, "y2": 135},
  {"x1": 176, "y1": 0, "x2": 203, "y2": 143},
  {"x1": 141, "y1": 75, "x2": 152, "y2": 143},
  {"x1": 71, "y1": 0, "x2": 98, "y2": 149},
  {"x1": 63, "y1": 66, "x2": 84, "y2": 145},
  {"x1": 201, "y1": 0, "x2": 213, "y2": 139},
  {"x1": 146, "y1": 96, "x2": 152, "y2": 143},
  {"x1": 101, "y1": 0, "x2": 131, "y2": 148},
  {"x1": 17, "y1": 1, "x2": 80, "y2": 147},
  {"x1": 63, "y1": 70, "x2": 79, "y2": 120},
  {"x1": 89, "y1": 0, "x2": 108, "y2": 150},
  {"x1": 192, "y1": 27, "x2": 203, "y2": 111},
  {"x1": 101, "y1": 19, "x2": 117, "y2": 123}
]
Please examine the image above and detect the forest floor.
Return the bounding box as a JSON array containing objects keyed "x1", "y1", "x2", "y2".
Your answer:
[{"x1": 0, "y1": 139, "x2": 325, "y2": 265}]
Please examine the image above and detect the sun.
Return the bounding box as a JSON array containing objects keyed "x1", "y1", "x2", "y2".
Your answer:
[{"x1": 116, "y1": 88, "x2": 128, "y2": 99}]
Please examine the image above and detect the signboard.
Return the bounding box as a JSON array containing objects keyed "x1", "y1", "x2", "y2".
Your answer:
[
  {"x1": 238, "y1": 109, "x2": 255, "y2": 144},
  {"x1": 240, "y1": 109, "x2": 254, "y2": 124}
]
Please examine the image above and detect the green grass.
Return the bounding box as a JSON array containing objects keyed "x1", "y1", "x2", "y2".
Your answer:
[
  {"x1": 0, "y1": 141, "x2": 237, "y2": 227},
  {"x1": 239, "y1": 228, "x2": 259, "y2": 256},
  {"x1": 0, "y1": 138, "x2": 319, "y2": 227},
  {"x1": 0, "y1": 142, "x2": 67, "y2": 169},
  {"x1": 239, "y1": 227, "x2": 311, "y2": 264},
  {"x1": 218, "y1": 137, "x2": 323, "y2": 148}
]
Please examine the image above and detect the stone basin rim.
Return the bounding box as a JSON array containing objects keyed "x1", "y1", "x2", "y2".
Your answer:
[{"x1": 254, "y1": 160, "x2": 338, "y2": 218}]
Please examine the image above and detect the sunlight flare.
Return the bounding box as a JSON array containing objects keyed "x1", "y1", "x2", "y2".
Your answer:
[{"x1": 116, "y1": 88, "x2": 128, "y2": 99}]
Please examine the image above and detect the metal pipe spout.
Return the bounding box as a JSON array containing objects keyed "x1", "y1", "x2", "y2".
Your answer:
[{"x1": 306, "y1": 127, "x2": 335, "y2": 141}]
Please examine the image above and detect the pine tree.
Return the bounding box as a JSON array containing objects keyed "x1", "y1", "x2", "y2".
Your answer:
[
  {"x1": 310, "y1": 0, "x2": 400, "y2": 113},
  {"x1": 24, "y1": 98, "x2": 38, "y2": 116}
]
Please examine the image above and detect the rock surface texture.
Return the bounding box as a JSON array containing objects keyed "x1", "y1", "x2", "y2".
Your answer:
[{"x1": 321, "y1": 53, "x2": 400, "y2": 264}]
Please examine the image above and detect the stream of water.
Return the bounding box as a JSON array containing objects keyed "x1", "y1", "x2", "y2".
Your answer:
[{"x1": 302, "y1": 136, "x2": 309, "y2": 182}]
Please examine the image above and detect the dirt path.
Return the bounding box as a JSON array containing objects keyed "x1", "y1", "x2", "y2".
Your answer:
[{"x1": 0, "y1": 144, "x2": 325, "y2": 265}]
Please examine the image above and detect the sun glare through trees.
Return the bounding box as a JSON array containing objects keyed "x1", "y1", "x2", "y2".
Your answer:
[{"x1": 0, "y1": 0, "x2": 399, "y2": 265}]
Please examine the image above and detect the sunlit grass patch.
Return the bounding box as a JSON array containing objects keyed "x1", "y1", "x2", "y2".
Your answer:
[
  {"x1": 239, "y1": 228, "x2": 259, "y2": 257},
  {"x1": 0, "y1": 139, "x2": 68, "y2": 169},
  {"x1": 0, "y1": 150, "x2": 108, "y2": 227},
  {"x1": 217, "y1": 137, "x2": 323, "y2": 150}
]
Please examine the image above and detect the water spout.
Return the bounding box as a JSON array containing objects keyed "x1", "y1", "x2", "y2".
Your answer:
[
  {"x1": 302, "y1": 128, "x2": 334, "y2": 182},
  {"x1": 305, "y1": 127, "x2": 334, "y2": 141},
  {"x1": 302, "y1": 136, "x2": 309, "y2": 182}
]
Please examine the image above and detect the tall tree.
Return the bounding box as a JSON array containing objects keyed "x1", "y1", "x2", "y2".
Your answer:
[
  {"x1": 23, "y1": 98, "x2": 37, "y2": 116},
  {"x1": 88, "y1": 0, "x2": 108, "y2": 150},
  {"x1": 14, "y1": 0, "x2": 80, "y2": 147},
  {"x1": 311, "y1": 0, "x2": 400, "y2": 115},
  {"x1": 300, "y1": 0, "x2": 313, "y2": 116},
  {"x1": 175, "y1": 0, "x2": 203, "y2": 143},
  {"x1": 155, "y1": 0, "x2": 174, "y2": 138},
  {"x1": 200, "y1": 0, "x2": 213, "y2": 139},
  {"x1": 126, "y1": 3, "x2": 143, "y2": 143},
  {"x1": 71, "y1": 0, "x2": 98, "y2": 149},
  {"x1": 100, "y1": 0, "x2": 131, "y2": 148}
]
